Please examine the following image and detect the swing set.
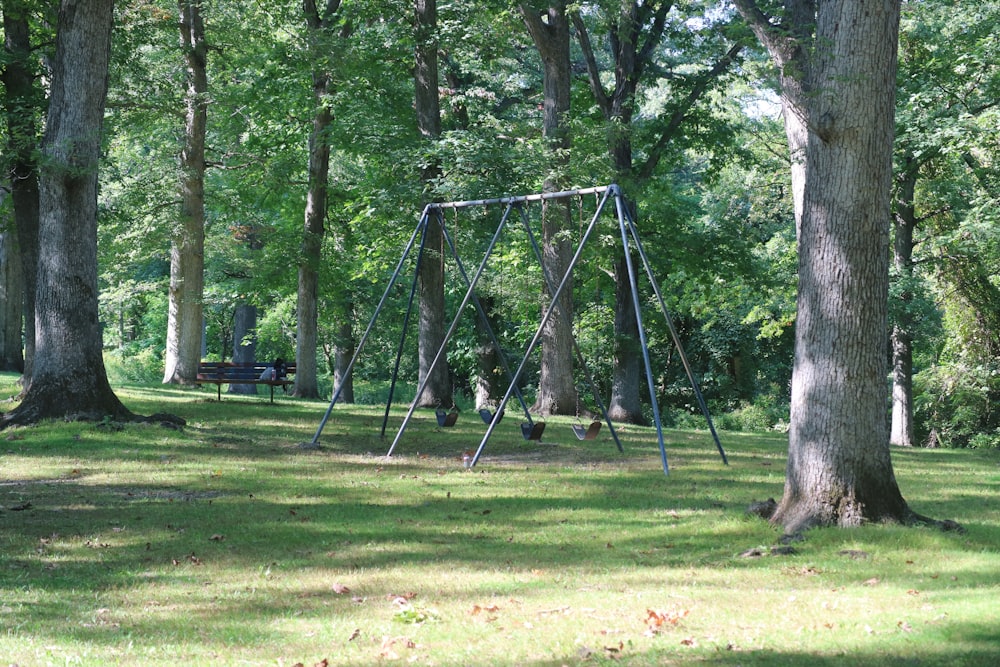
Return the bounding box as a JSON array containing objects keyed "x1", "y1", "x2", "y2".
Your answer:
[{"x1": 306, "y1": 184, "x2": 727, "y2": 474}]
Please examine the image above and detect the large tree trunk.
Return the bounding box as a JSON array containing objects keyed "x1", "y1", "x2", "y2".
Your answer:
[
  {"x1": 2, "y1": 0, "x2": 132, "y2": 427},
  {"x1": 890, "y1": 158, "x2": 917, "y2": 447},
  {"x1": 735, "y1": 0, "x2": 914, "y2": 534},
  {"x1": 414, "y1": 0, "x2": 450, "y2": 408},
  {"x1": 228, "y1": 304, "x2": 257, "y2": 395},
  {"x1": 534, "y1": 197, "x2": 577, "y2": 415},
  {"x1": 521, "y1": 1, "x2": 576, "y2": 416},
  {"x1": 163, "y1": 0, "x2": 207, "y2": 386},
  {"x1": 608, "y1": 254, "x2": 646, "y2": 423},
  {"x1": 2, "y1": 5, "x2": 40, "y2": 383}
]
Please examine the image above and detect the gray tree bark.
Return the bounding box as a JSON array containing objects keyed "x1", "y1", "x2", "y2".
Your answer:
[
  {"x1": 734, "y1": 0, "x2": 916, "y2": 533},
  {"x1": 229, "y1": 304, "x2": 257, "y2": 395},
  {"x1": 573, "y1": 7, "x2": 744, "y2": 423},
  {"x1": 890, "y1": 157, "x2": 917, "y2": 446},
  {"x1": 163, "y1": 0, "x2": 207, "y2": 385},
  {"x1": 331, "y1": 315, "x2": 355, "y2": 402},
  {"x1": 2, "y1": 0, "x2": 132, "y2": 427},
  {"x1": 295, "y1": 0, "x2": 345, "y2": 400},
  {"x1": 0, "y1": 224, "x2": 24, "y2": 372},
  {"x1": 1, "y1": 4, "x2": 40, "y2": 382},
  {"x1": 474, "y1": 295, "x2": 505, "y2": 410},
  {"x1": 414, "y1": 0, "x2": 451, "y2": 408},
  {"x1": 521, "y1": 1, "x2": 577, "y2": 416}
]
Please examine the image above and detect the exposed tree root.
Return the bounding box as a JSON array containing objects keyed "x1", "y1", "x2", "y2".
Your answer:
[
  {"x1": 744, "y1": 498, "x2": 966, "y2": 541},
  {"x1": 1, "y1": 407, "x2": 186, "y2": 430}
]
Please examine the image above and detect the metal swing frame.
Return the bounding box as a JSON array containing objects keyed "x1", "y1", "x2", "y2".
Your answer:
[{"x1": 307, "y1": 184, "x2": 727, "y2": 474}]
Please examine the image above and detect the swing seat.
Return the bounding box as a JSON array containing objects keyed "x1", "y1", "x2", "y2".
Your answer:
[
  {"x1": 479, "y1": 408, "x2": 503, "y2": 424},
  {"x1": 436, "y1": 407, "x2": 459, "y2": 427},
  {"x1": 572, "y1": 420, "x2": 601, "y2": 440},
  {"x1": 521, "y1": 421, "x2": 545, "y2": 441}
]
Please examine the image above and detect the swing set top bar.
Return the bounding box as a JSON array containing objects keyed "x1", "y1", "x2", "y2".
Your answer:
[{"x1": 425, "y1": 184, "x2": 617, "y2": 212}]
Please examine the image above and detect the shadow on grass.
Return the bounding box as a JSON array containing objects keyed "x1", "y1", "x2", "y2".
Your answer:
[{"x1": 3, "y1": 388, "x2": 1000, "y2": 662}]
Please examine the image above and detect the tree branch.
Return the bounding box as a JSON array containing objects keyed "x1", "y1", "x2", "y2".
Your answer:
[
  {"x1": 638, "y1": 42, "x2": 744, "y2": 179},
  {"x1": 569, "y1": 11, "x2": 611, "y2": 118}
]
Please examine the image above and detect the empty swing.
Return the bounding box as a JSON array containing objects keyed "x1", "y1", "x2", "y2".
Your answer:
[
  {"x1": 436, "y1": 403, "x2": 459, "y2": 427},
  {"x1": 572, "y1": 420, "x2": 601, "y2": 440},
  {"x1": 479, "y1": 407, "x2": 504, "y2": 424},
  {"x1": 521, "y1": 419, "x2": 546, "y2": 440},
  {"x1": 572, "y1": 395, "x2": 601, "y2": 440}
]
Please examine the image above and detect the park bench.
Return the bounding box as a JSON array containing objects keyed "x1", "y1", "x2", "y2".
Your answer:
[{"x1": 196, "y1": 362, "x2": 296, "y2": 402}]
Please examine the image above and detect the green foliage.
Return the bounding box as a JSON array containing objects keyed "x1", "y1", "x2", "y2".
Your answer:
[
  {"x1": 103, "y1": 347, "x2": 164, "y2": 385},
  {"x1": 79, "y1": 0, "x2": 999, "y2": 452},
  {"x1": 915, "y1": 360, "x2": 1000, "y2": 449}
]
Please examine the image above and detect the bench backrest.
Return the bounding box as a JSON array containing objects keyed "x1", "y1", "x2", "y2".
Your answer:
[{"x1": 197, "y1": 362, "x2": 297, "y2": 380}]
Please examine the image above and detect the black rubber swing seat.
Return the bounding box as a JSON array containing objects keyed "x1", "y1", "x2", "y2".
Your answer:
[
  {"x1": 436, "y1": 407, "x2": 459, "y2": 427},
  {"x1": 479, "y1": 408, "x2": 504, "y2": 424},
  {"x1": 521, "y1": 421, "x2": 545, "y2": 441},
  {"x1": 572, "y1": 420, "x2": 601, "y2": 440}
]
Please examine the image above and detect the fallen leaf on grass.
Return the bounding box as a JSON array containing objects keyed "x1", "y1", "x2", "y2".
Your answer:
[
  {"x1": 538, "y1": 605, "x2": 571, "y2": 616},
  {"x1": 680, "y1": 637, "x2": 697, "y2": 646},
  {"x1": 644, "y1": 608, "x2": 689, "y2": 636},
  {"x1": 348, "y1": 628, "x2": 361, "y2": 641},
  {"x1": 646, "y1": 608, "x2": 688, "y2": 628},
  {"x1": 470, "y1": 604, "x2": 500, "y2": 616},
  {"x1": 863, "y1": 577, "x2": 880, "y2": 586},
  {"x1": 171, "y1": 553, "x2": 203, "y2": 566},
  {"x1": 387, "y1": 592, "x2": 417, "y2": 603},
  {"x1": 604, "y1": 641, "x2": 624, "y2": 657},
  {"x1": 331, "y1": 583, "x2": 351, "y2": 595},
  {"x1": 379, "y1": 636, "x2": 417, "y2": 660},
  {"x1": 209, "y1": 534, "x2": 225, "y2": 541}
]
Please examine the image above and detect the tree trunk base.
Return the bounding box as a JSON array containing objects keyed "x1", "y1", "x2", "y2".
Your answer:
[{"x1": 755, "y1": 499, "x2": 965, "y2": 539}]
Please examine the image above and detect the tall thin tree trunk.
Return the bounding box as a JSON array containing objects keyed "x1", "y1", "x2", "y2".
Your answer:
[
  {"x1": 2, "y1": 5, "x2": 40, "y2": 385},
  {"x1": 295, "y1": 0, "x2": 345, "y2": 399},
  {"x1": 332, "y1": 314, "x2": 355, "y2": 402},
  {"x1": 164, "y1": 0, "x2": 207, "y2": 385},
  {"x1": 608, "y1": 254, "x2": 645, "y2": 422},
  {"x1": 521, "y1": 1, "x2": 577, "y2": 416},
  {"x1": 474, "y1": 294, "x2": 504, "y2": 409},
  {"x1": 294, "y1": 83, "x2": 328, "y2": 399},
  {"x1": 573, "y1": 7, "x2": 742, "y2": 423},
  {"x1": 414, "y1": 0, "x2": 450, "y2": 408},
  {"x1": 3, "y1": 0, "x2": 132, "y2": 427},
  {"x1": 891, "y1": 159, "x2": 917, "y2": 446}
]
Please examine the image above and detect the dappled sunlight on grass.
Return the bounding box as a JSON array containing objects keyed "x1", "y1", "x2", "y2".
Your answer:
[{"x1": 2, "y1": 376, "x2": 999, "y2": 665}]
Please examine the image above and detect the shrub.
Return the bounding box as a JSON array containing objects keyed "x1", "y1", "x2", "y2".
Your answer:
[
  {"x1": 915, "y1": 362, "x2": 1000, "y2": 448},
  {"x1": 105, "y1": 347, "x2": 164, "y2": 385}
]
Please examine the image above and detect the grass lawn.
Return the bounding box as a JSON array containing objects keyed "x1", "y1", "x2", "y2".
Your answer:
[{"x1": 2, "y1": 374, "x2": 999, "y2": 666}]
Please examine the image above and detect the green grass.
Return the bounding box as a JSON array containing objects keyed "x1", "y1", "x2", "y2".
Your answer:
[{"x1": 2, "y1": 374, "x2": 999, "y2": 666}]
